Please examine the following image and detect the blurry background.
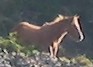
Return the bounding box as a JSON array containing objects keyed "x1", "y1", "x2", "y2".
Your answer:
[{"x1": 0, "y1": 0, "x2": 93, "y2": 58}]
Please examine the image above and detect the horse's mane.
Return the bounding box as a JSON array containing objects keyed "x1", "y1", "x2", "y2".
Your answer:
[
  {"x1": 19, "y1": 15, "x2": 74, "y2": 29},
  {"x1": 42, "y1": 14, "x2": 71, "y2": 26}
]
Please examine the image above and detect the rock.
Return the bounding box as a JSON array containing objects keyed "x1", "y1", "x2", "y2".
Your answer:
[
  {"x1": 55, "y1": 62, "x2": 62, "y2": 67},
  {"x1": 0, "y1": 49, "x2": 93, "y2": 67}
]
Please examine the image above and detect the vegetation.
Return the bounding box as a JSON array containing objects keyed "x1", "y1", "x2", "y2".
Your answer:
[
  {"x1": 59, "y1": 55, "x2": 93, "y2": 67},
  {"x1": 0, "y1": 32, "x2": 39, "y2": 56},
  {"x1": 71, "y1": 55, "x2": 93, "y2": 66}
]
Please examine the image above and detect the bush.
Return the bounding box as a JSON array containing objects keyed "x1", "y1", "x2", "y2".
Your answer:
[{"x1": 0, "y1": 32, "x2": 39, "y2": 56}]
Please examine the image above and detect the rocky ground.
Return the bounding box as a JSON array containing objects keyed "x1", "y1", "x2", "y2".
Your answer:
[{"x1": 0, "y1": 49, "x2": 93, "y2": 67}]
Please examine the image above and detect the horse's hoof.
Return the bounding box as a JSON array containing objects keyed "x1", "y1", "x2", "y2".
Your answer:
[{"x1": 50, "y1": 56, "x2": 58, "y2": 62}]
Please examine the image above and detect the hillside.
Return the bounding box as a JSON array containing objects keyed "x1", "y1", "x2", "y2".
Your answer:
[{"x1": 0, "y1": 0, "x2": 93, "y2": 64}]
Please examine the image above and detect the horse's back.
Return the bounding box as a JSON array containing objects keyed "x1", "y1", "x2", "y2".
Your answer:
[{"x1": 19, "y1": 22, "x2": 41, "y2": 29}]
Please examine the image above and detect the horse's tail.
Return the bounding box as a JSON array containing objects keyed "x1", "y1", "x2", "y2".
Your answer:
[
  {"x1": 11, "y1": 25, "x2": 19, "y2": 32},
  {"x1": 11, "y1": 22, "x2": 26, "y2": 32}
]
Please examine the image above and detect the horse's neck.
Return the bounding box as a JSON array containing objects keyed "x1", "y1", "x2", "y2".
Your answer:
[{"x1": 44, "y1": 21, "x2": 67, "y2": 39}]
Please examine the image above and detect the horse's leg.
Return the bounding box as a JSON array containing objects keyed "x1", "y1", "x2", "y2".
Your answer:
[
  {"x1": 49, "y1": 45, "x2": 54, "y2": 57},
  {"x1": 53, "y1": 32, "x2": 68, "y2": 57},
  {"x1": 53, "y1": 41, "x2": 59, "y2": 57}
]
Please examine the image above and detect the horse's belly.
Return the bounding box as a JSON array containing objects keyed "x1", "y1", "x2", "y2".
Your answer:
[{"x1": 17, "y1": 30, "x2": 52, "y2": 52}]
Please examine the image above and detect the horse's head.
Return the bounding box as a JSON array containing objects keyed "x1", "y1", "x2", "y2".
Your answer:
[{"x1": 68, "y1": 15, "x2": 84, "y2": 42}]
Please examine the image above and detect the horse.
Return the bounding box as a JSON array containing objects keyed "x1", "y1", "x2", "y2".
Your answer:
[{"x1": 12, "y1": 14, "x2": 84, "y2": 58}]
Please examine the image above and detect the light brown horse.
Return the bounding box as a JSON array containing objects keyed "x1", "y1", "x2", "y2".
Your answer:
[{"x1": 12, "y1": 14, "x2": 84, "y2": 58}]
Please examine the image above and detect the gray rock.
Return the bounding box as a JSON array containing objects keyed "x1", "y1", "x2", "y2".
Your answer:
[{"x1": 0, "y1": 50, "x2": 92, "y2": 67}]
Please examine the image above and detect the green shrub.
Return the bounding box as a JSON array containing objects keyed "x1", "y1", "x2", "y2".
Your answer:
[
  {"x1": 0, "y1": 32, "x2": 39, "y2": 56},
  {"x1": 71, "y1": 55, "x2": 93, "y2": 66}
]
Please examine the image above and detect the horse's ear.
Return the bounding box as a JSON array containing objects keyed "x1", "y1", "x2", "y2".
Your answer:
[
  {"x1": 58, "y1": 14, "x2": 64, "y2": 19},
  {"x1": 75, "y1": 14, "x2": 78, "y2": 16},
  {"x1": 74, "y1": 14, "x2": 80, "y2": 18}
]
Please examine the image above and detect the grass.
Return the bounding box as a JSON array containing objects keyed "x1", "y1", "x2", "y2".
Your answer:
[{"x1": 0, "y1": 32, "x2": 39, "y2": 56}]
